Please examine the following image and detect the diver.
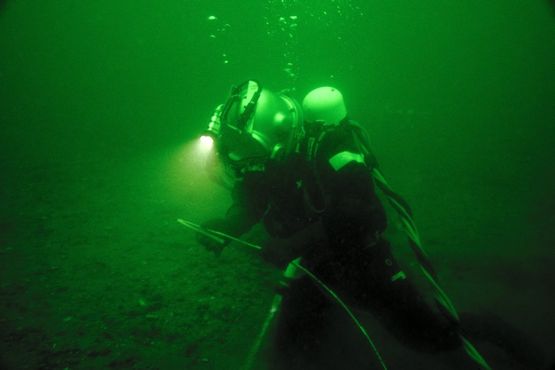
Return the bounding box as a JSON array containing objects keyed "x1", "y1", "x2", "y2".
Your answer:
[{"x1": 193, "y1": 80, "x2": 545, "y2": 370}]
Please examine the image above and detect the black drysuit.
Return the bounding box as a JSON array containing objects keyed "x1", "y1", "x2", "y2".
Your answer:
[
  {"x1": 211, "y1": 121, "x2": 462, "y2": 368},
  {"x1": 202, "y1": 120, "x2": 544, "y2": 369}
]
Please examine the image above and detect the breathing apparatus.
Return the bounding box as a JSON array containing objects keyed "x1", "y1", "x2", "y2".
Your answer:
[{"x1": 202, "y1": 80, "x2": 304, "y2": 182}]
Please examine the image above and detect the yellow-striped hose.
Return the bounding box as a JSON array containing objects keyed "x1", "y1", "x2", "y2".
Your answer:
[{"x1": 371, "y1": 168, "x2": 492, "y2": 370}]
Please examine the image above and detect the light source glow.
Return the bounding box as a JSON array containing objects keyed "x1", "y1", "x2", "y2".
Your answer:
[{"x1": 199, "y1": 135, "x2": 214, "y2": 151}]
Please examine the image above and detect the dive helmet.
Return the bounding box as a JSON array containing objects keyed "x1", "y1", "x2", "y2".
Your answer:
[
  {"x1": 302, "y1": 87, "x2": 347, "y2": 126},
  {"x1": 206, "y1": 80, "x2": 303, "y2": 167}
]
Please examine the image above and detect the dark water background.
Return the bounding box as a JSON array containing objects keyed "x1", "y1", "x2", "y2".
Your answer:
[{"x1": 1, "y1": 1, "x2": 554, "y2": 369}]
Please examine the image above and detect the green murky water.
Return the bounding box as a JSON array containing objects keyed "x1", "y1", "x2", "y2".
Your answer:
[{"x1": 1, "y1": 1, "x2": 554, "y2": 369}]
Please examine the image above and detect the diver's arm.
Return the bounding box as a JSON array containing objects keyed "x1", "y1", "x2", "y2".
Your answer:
[
  {"x1": 310, "y1": 124, "x2": 386, "y2": 248},
  {"x1": 322, "y1": 161, "x2": 387, "y2": 248},
  {"x1": 226, "y1": 171, "x2": 269, "y2": 233},
  {"x1": 198, "y1": 171, "x2": 269, "y2": 253},
  {"x1": 261, "y1": 220, "x2": 327, "y2": 268}
]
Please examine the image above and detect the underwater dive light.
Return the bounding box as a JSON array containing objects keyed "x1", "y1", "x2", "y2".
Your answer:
[
  {"x1": 197, "y1": 104, "x2": 224, "y2": 153},
  {"x1": 199, "y1": 135, "x2": 214, "y2": 151}
]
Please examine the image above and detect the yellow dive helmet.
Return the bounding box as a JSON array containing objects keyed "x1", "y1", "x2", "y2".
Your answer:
[
  {"x1": 207, "y1": 80, "x2": 303, "y2": 169},
  {"x1": 302, "y1": 86, "x2": 347, "y2": 126}
]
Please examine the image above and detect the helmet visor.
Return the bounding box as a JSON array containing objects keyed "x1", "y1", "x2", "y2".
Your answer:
[{"x1": 218, "y1": 126, "x2": 267, "y2": 163}]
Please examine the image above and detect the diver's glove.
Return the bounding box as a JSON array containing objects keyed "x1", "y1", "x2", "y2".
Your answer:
[{"x1": 196, "y1": 218, "x2": 233, "y2": 256}]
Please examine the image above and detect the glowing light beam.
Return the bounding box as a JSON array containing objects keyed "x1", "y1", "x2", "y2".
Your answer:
[{"x1": 199, "y1": 135, "x2": 214, "y2": 151}]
